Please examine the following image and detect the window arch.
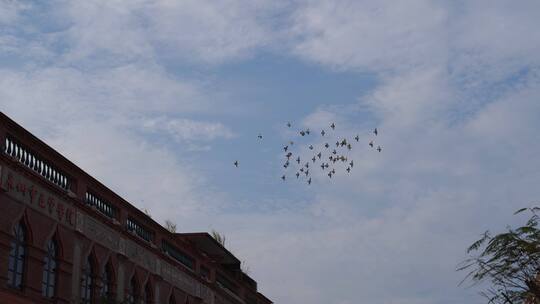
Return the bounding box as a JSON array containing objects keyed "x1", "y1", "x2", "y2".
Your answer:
[
  {"x1": 80, "y1": 256, "x2": 94, "y2": 304},
  {"x1": 7, "y1": 222, "x2": 26, "y2": 289},
  {"x1": 42, "y1": 238, "x2": 58, "y2": 297},
  {"x1": 126, "y1": 275, "x2": 139, "y2": 304},
  {"x1": 100, "y1": 262, "x2": 114, "y2": 300}
]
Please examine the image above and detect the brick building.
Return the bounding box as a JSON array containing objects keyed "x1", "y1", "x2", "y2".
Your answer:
[{"x1": 0, "y1": 112, "x2": 272, "y2": 304}]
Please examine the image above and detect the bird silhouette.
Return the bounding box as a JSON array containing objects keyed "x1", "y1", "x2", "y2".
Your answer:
[
  {"x1": 335, "y1": 141, "x2": 340, "y2": 147},
  {"x1": 286, "y1": 152, "x2": 292, "y2": 159},
  {"x1": 347, "y1": 144, "x2": 352, "y2": 150},
  {"x1": 340, "y1": 139, "x2": 347, "y2": 147},
  {"x1": 321, "y1": 163, "x2": 325, "y2": 170},
  {"x1": 305, "y1": 169, "x2": 309, "y2": 176},
  {"x1": 350, "y1": 160, "x2": 354, "y2": 168},
  {"x1": 308, "y1": 178, "x2": 312, "y2": 185},
  {"x1": 309, "y1": 145, "x2": 314, "y2": 150},
  {"x1": 346, "y1": 167, "x2": 351, "y2": 173},
  {"x1": 300, "y1": 130, "x2": 306, "y2": 136},
  {"x1": 328, "y1": 172, "x2": 332, "y2": 178},
  {"x1": 317, "y1": 152, "x2": 322, "y2": 159},
  {"x1": 306, "y1": 129, "x2": 311, "y2": 135},
  {"x1": 300, "y1": 168, "x2": 304, "y2": 173},
  {"x1": 296, "y1": 172, "x2": 300, "y2": 178},
  {"x1": 284, "y1": 145, "x2": 289, "y2": 152},
  {"x1": 377, "y1": 145, "x2": 382, "y2": 152},
  {"x1": 296, "y1": 157, "x2": 301, "y2": 164},
  {"x1": 332, "y1": 149, "x2": 337, "y2": 155},
  {"x1": 324, "y1": 143, "x2": 330, "y2": 148},
  {"x1": 321, "y1": 130, "x2": 326, "y2": 136},
  {"x1": 374, "y1": 128, "x2": 378, "y2": 136},
  {"x1": 287, "y1": 122, "x2": 291, "y2": 128},
  {"x1": 257, "y1": 134, "x2": 263, "y2": 139},
  {"x1": 369, "y1": 141, "x2": 374, "y2": 147},
  {"x1": 355, "y1": 135, "x2": 360, "y2": 142},
  {"x1": 312, "y1": 156, "x2": 316, "y2": 163},
  {"x1": 234, "y1": 161, "x2": 238, "y2": 167},
  {"x1": 281, "y1": 175, "x2": 286, "y2": 181},
  {"x1": 305, "y1": 162, "x2": 309, "y2": 168},
  {"x1": 330, "y1": 123, "x2": 335, "y2": 130}
]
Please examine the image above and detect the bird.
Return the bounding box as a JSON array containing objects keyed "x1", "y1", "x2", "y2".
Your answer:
[
  {"x1": 305, "y1": 162, "x2": 309, "y2": 168},
  {"x1": 283, "y1": 163, "x2": 288, "y2": 168},
  {"x1": 306, "y1": 129, "x2": 311, "y2": 135},
  {"x1": 325, "y1": 163, "x2": 329, "y2": 168},
  {"x1": 307, "y1": 178, "x2": 312, "y2": 185},
  {"x1": 296, "y1": 172, "x2": 300, "y2": 178},
  {"x1": 328, "y1": 172, "x2": 332, "y2": 178},
  {"x1": 374, "y1": 128, "x2": 378, "y2": 136},
  {"x1": 320, "y1": 163, "x2": 325, "y2": 170},
  {"x1": 300, "y1": 130, "x2": 306, "y2": 136},
  {"x1": 296, "y1": 157, "x2": 301, "y2": 164},
  {"x1": 300, "y1": 168, "x2": 304, "y2": 172},
  {"x1": 317, "y1": 152, "x2": 322, "y2": 159},
  {"x1": 331, "y1": 168, "x2": 336, "y2": 174},
  {"x1": 332, "y1": 149, "x2": 337, "y2": 155},
  {"x1": 329, "y1": 156, "x2": 333, "y2": 161},
  {"x1": 369, "y1": 141, "x2": 374, "y2": 147},
  {"x1": 281, "y1": 175, "x2": 286, "y2": 181},
  {"x1": 309, "y1": 145, "x2": 314, "y2": 150},
  {"x1": 286, "y1": 152, "x2": 292, "y2": 159},
  {"x1": 355, "y1": 135, "x2": 360, "y2": 142},
  {"x1": 330, "y1": 123, "x2": 335, "y2": 130},
  {"x1": 350, "y1": 160, "x2": 354, "y2": 168},
  {"x1": 321, "y1": 130, "x2": 326, "y2": 136},
  {"x1": 340, "y1": 139, "x2": 347, "y2": 147},
  {"x1": 305, "y1": 169, "x2": 309, "y2": 176},
  {"x1": 284, "y1": 145, "x2": 289, "y2": 152},
  {"x1": 347, "y1": 144, "x2": 352, "y2": 150},
  {"x1": 377, "y1": 145, "x2": 382, "y2": 152},
  {"x1": 289, "y1": 141, "x2": 294, "y2": 145},
  {"x1": 335, "y1": 141, "x2": 340, "y2": 147},
  {"x1": 234, "y1": 161, "x2": 239, "y2": 167},
  {"x1": 257, "y1": 134, "x2": 263, "y2": 139},
  {"x1": 346, "y1": 167, "x2": 351, "y2": 173},
  {"x1": 287, "y1": 122, "x2": 291, "y2": 128},
  {"x1": 324, "y1": 143, "x2": 330, "y2": 148},
  {"x1": 284, "y1": 160, "x2": 290, "y2": 166},
  {"x1": 312, "y1": 156, "x2": 316, "y2": 163}
]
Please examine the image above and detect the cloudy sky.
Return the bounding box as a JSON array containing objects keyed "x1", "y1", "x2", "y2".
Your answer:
[{"x1": 2, "y1": 1, "x2": 540, "y2": 303}]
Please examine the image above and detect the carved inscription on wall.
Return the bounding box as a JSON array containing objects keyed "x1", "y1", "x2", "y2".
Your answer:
[{"x1": 1, "y1": 167, "x2": 76, "y2": 227}]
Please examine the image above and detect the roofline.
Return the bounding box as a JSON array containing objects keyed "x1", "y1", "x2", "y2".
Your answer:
[{"x1": 177, "y1": 232, "x2": 241, "y2": 265}]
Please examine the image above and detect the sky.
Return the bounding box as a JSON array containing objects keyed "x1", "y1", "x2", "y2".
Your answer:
[{"x1": 1, "y1": 1, "x2": 540, "y2": 303}]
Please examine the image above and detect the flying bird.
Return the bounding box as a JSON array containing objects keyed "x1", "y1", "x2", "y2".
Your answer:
[
  {"x1": 321, "y1": 130, "x2": 326, "y2": 136},
  {"x1": 355, "y1": 135, "x2": 360, "y2": 142},
  {"x1": 332, "y1": 149, "x2": 337, "y2": 155},
  {"x1": 346, "y1": 167, "x2": 351, "y2": 173},
  {"x1": 317, "y1": 152, "x2": 322, "y2": 159},
  {"x1": 312, "y1": 156, "x2": 316, "y2": 163},
  {"x1": 284, "y1": 145, "x2": 289, "y2": 152},
  {"x1": 336, "y1": 141, "x2": 340, "y2": 147},
  {"x1": 296, "y1": 157, "x2": 301, "y2": 164},
  {"x1": 328, "y1": 172, "x2": 332, "y2": 178},
  {"x1": 309, "y1": 145, "x2": 314, "y2": 150},
  {"x1": 347, "y1": 144, "x2": 352, "y2": 150},
  {"x1": 286, "y1": 152, "x2": 292, "y2": 159},
  {"x1": 324, "y1": 143, "x2": 330, "y2": 148},
  {"x1": 305, "y1": 169, "x2": 309, "y2": 176},
  {"x1": 281, "y1": 175, "x2": 286, "y2": 181},
  {"x1": 350, "y1": 160, "x2": 354, "y2": 168},
  {"x1": 330, "y1": 123, "x2": 335, "y2": 130},
  {"x1": 305, "y1": 162, "x2": 309, "y2": 168},
  {"x1": 369, "y1": 141, "x2": 374, "y2": 147},
  {"x1": 377, "y1": 145, "x2": 382, "y2": 152},
  {"x1": 306, "y1": 129, "x2": 310, "y2": 135},
  {"x1": 340, "y1": 139, "x2": 347, "y2": 147},
  {"x1": 234, "y1": 161, "x2": 238, "y2": 167},
  {"x1": 296, "y1": 172, "x2": 300, "y2": 178},
  {"x1": 300, "y1": 130, "x2": 306, "y2": 136},
  {"x1": 287, "y1": 122, "x2": 291, "y2": 128},
  {"x1": 307, "y1": 178, "x2": 312, "y2": 185},
  {"x1": 374, "y1": 128, "x2": 378, "y2": 136},
  {"x1": 321, "y1": 163, "x2": 325, "y2": 170},
  {"x1": 257, "y1": 134, "x2": 263, "y2": 139}
]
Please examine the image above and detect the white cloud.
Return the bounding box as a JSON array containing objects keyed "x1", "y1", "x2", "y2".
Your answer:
[{"x1": 142, "y1": 116, "x2": 235, "y2": 142}]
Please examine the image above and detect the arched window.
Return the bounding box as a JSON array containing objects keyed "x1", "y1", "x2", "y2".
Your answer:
[
  {"x1": 126, "y1": 276, "x2": 138, "y2": 304},
  {"x1": 143, "y1": 281, "x2": 153, "y2": 304},
  {"x1": 100, "y1": 262, "x2": 113, "y2": 300},
  {"x1": 42, "y1": 238, "x2": 58, "y2": 297},
  {"x1": 7, "y1": 222, "x2": 26, "y2": 289},
  {"x1": 80, "y1": 256, "x2": 94, "y2": 304}
]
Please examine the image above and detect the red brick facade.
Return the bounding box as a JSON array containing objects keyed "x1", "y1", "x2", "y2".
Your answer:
[{"x1": 0, "y1": 112, "x2": 272, "y2": 304}]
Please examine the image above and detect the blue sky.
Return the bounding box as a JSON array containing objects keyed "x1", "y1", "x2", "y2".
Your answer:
[{"x1": 2, "y1": 1, "x2": 540, "y2": 303}]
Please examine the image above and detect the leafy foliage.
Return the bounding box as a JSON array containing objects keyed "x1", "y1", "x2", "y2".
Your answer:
[
  {"x1": 459, "y1": 207, "x2": 540, "y2": 304},
  {"x1": 211, "y1": 229, "x2": 226, "y2": 247},
  {"x1": 165, "y1": 219, "x2": 177, "y2": 233}
]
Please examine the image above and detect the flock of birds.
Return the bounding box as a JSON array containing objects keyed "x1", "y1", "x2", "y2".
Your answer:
[{"x1": 234, "y1": 122, "x2": 383, "y2": 185}]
